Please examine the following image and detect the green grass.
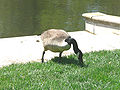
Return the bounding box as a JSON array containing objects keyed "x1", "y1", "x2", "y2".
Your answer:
[{"x1": 0, "y1": 50, "x2": 120, "y2": 89}]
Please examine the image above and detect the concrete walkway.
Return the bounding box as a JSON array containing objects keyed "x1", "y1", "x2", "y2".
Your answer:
[{"x1": 0, "y1": 31, "x2": 120, "y2": 68}]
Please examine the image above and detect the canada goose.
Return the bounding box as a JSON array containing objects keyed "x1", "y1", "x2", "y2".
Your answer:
[{"x1": 41, "y1": 29, "x2": 83, "y2": 64}]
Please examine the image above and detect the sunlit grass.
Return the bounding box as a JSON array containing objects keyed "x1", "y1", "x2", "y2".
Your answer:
[{"x1": 0, "y1": 50, "x2": 120, "y2": 89}]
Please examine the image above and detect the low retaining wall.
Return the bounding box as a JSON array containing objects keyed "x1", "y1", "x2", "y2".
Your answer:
[{"x1": 82, "y1": 12, "x2": 120, "y2": 35}]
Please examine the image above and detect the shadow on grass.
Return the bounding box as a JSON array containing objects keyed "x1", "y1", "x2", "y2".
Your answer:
[{"x1": 52, "y1": 56, "x2": 88, "y2": 67}]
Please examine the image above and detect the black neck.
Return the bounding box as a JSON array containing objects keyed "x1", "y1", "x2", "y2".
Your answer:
[
  {"x1": 71, "y1": 39, "x2": 79, "y2": 54},
  {"x1": 70, "y1": 38, "x2": 83, "y2": 64}
]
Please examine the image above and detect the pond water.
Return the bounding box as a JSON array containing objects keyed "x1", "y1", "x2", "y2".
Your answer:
[{"x1": 0, "y1": 0, "x2": 120, "y2": 38}]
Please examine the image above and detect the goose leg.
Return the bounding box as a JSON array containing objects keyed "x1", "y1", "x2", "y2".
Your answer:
[
  {"x1": 58, "y1": 52, "x2": 63, "y2": 63},
  {"x1": 59, "y1": 52, "x2": 63, "y2": 58},
  {"x1": 42, "y1": 51, "x2": 45, "y2": 63}
]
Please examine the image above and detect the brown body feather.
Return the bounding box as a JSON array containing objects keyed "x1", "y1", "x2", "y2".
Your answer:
[{"x1": 41, "y1": 29, "x2": 71, "y2": 52}]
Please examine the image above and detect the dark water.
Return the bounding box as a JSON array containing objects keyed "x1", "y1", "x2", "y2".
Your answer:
[{"x1": 0, "y1": 0, "x2": 120, "y2": 38}]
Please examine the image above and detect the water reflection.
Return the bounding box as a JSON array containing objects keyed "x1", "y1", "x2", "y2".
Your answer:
[{"x1": 0, "y1": 0, "x2": 120, "y2": 38}]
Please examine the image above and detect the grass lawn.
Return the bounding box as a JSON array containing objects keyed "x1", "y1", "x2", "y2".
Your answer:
[{"x1": 0, "y1": 50, "x2": 120, "y2": 89}]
